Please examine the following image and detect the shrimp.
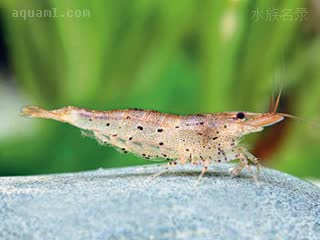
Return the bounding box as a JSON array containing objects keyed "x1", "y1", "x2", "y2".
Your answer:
[{"x1": 21, "y1": 93, "x2": 291, "y2": 180}]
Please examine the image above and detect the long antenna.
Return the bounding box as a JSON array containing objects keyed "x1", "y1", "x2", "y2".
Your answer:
[
  {"x1": 273, "y1": 87, "x2": 282, "y2": 114},
  {"x1": 270, "y1": 72, "x2": 275, "y2": 113}
]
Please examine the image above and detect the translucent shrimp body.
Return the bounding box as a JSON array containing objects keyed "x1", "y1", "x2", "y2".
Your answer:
[{"x1": 22, "y1": 105, "x2": 285, "y2": 179}]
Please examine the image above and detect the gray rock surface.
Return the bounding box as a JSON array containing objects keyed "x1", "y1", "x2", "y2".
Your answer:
[{"x1": 0, "y1": 163, "x2": 319, "y2": 240}]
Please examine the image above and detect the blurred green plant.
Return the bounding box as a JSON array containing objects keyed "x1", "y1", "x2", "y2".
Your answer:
[{"x1": 0, "y1": 0, "x2": 319, "y2": 178}]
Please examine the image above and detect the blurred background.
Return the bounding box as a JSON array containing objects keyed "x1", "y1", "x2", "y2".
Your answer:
[{"x1": 0, "y1": 0, "x2": 319, "y2": 178}]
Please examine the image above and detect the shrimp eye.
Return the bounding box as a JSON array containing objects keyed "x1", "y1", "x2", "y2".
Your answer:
[{"x1": 236, "y1": 112, "x2": 245, "y2": 119}]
